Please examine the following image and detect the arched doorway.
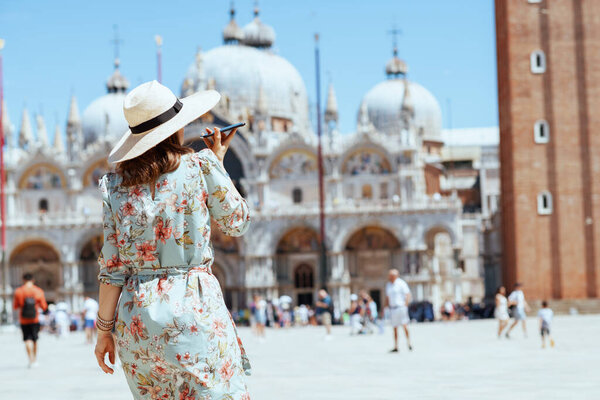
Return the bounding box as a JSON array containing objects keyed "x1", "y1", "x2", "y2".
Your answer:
[
  {"x1": 80, "y1": 235, "x2": 102, "y2": 298},
  {"x1": 276, "y1": 227, "x2": 320, "y2": 306},
  {"x1": 294, "y1": 263, "x2": 314, "y2": 305},
  {"x1": 345, "y1": 226, "x2": 402, "y2": 310},
  {"x1": 10, "y1": 242, "x2": 61, "y2": 302}
]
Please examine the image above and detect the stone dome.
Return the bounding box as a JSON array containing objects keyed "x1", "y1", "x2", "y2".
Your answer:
[
  {"x1": 183, "y1": 44, "x2": 311, "y2": 134},
  {"x1": 241, "y1": 8, "x2": 275, "y2": 48},
  {"x1": 82, "y1": 61, "x2": 129, "y2": 147},
  {"x1": 359, "y1": 78, "x2": 442, "y2": 141},
  {"x1": 223, "y1": 5, "x2": 244, "y2": 44}
]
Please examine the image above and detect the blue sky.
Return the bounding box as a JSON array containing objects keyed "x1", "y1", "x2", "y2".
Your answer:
[{"x1": 0, "y1": 0, "x2": 497, "y2": 141}]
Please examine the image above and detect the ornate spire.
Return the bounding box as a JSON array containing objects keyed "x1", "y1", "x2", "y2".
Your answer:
[
  {"x1": 2, "y1": 100, "x2": 14, "y2": 148},
  {"x1": 19, "y1": 108, "x2": 33, "y2": 149},
  {"x1": 36, "y1": 114, "x2": 49, "y2": 146},
  {"x1": 66, "y1": 95, "x2": 83, "y2": 159},
  {"x1": 358, "y1": 101, "x2": 374, "y2": 135},
  {"x1": 106, "y1": 58, "x2": 129, "y2": 93},
  {"x1": 324, "y1": 83, "x2": 338, "y2": 124},
  {"x1": 67, "y1": 95, "x2": 80, "y2": 126},
  {"x1": 53, "y1": 124, "x2": 65, "y2": 154},
  {"x1": 256, "y1": 83, "x2": 268, "y2": 115},
  {"x1": 386, "y1": 27, "x2": 407, "y2": 78},
  {"x1": 223, "y1": 2, "x2": 244, "y2": 44},
  {"x1": 401, "y1": 77, "x2": 414, "y2": 116}
]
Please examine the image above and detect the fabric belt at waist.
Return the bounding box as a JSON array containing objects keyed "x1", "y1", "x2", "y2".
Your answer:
[{"x1": 129, "y1": 265, "x2": 212, "y2": 276}]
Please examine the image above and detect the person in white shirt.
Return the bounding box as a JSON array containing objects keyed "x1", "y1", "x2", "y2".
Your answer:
[
  {"x1": 385, "y1": 269, "x2": 413, "y2": 352},
  {"x1": 506, "y1": 282, "x2": 530, "y2": 338},
  {"x1": 538, "y1": 300, "x2": 555, "y2": 348},
  {"x1": 82, "y1": 296, "x2": 99, "y2": 344}
]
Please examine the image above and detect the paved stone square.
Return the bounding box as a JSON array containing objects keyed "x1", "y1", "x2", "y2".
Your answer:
[{"x1": 0, "y1": 314, "x2": 598, "y2": 400}]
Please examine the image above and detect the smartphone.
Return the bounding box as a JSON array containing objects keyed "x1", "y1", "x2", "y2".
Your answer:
[{"x1": 202, "y1": 122, "x2": 245, "y2": 138}]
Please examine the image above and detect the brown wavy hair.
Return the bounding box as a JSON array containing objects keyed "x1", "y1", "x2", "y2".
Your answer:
[{"x1": 116, "y1": 133, "x2": 193, "y2": 186}]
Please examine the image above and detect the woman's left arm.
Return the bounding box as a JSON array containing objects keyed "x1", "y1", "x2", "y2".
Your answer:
[{"x1": 95, "y1": 175, "x2": 127, "y2": 374}]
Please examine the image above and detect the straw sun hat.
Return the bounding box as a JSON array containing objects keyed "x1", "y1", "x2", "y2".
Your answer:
[{"x1": 108, "y1": 80, "x2": 220, "y2": 164}]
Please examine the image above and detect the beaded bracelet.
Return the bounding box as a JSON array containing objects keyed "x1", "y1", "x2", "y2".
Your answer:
[{"x1": 96, "y1": 313, "x2": 115, "y2": 331}]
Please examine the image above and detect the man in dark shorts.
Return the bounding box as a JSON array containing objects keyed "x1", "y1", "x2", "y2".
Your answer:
[{"x1": 13, "y1": 272, "x2": 47, "y2": 368}]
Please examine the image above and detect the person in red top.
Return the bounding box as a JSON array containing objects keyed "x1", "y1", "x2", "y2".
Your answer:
[{"x1": 13, "y1": 272, "x2": 48, "y2": 367}]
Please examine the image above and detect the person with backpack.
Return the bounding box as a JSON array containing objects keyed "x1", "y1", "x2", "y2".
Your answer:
[{"x1": 13, "y1": 272, "x2": 48, "y2": 368}]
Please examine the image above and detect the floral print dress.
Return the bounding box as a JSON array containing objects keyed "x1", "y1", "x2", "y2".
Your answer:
[{"x1": 98, "y1": 149, "x2": 251, "y2": 400}]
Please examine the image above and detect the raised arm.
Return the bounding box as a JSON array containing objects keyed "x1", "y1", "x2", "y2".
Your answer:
[{"x1": 199, "y1": 133, "x2": 250, "y2": 236}]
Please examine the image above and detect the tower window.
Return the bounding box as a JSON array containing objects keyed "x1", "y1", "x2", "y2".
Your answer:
[
  {"x1": 530, "y1": 50, "x2": 546, "y2": 74},
  {"x1": 534, "y1": 120, "x2": 550, "y2": 143},
  {"x1": 537, "y1": 191, "x2": 553, "y2": 215},
  {"x1": 292, "y1": 187, "x2": 302, "y2": 204},
  {"x1": 39, "y1": 198, "x2": 49, "y2": 212}
]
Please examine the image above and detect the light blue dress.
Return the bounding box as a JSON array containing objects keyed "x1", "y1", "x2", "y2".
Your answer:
[{"x1": 98, "y1": 149, "x2": 251, "y2": 400}]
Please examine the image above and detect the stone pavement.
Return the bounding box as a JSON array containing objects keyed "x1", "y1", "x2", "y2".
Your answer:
[{"x1": 0, "y1": 314, "x2": 598, "y2": 400}]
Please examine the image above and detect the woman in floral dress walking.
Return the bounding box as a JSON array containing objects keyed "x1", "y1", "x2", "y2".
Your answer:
[{"x1": 94, "y1": 80, "x2": 251, "y2": 399}]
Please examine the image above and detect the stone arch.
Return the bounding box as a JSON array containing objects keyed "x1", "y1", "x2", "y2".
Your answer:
[
  {"x1": 18, "y1": 162, "x2": 67, "y2": 189},
  {"x1": 79, "y1": 235, "x2": 103, "y2": 297},
  {"x1": 423, "y1": 224, "x2": 458, "y2": 248},
  {"x1": 276, "y1": 226, "x2": 321, "y2": 254},
  {"x1": 343, "y1": 226, "x2": 403, "y2": 309},
  {"x1": 334, "y1": 220, "x2": 404, "y2": 253},
  {"x1": 9, "y1": 240, "x2": 62, "y2": 302},
  {"x1": 345, "y1": 226, "x2": 402, "y2": 251},
  {"x1": 82, "y1": 158, "x2": 110, "y2": 188},
  {"x1": 267, "y1": 147, "x2": 318, "y2": 180},
  {"x1": 339, "y1": 145, "x2": 393, "y2": 176}
]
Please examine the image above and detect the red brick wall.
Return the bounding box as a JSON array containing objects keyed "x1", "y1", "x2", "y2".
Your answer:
[{"x1": 496, "y1": 0, "x2": 599, "y2": 300}]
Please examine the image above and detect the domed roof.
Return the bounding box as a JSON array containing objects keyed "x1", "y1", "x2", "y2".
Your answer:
[
  {"x1": 82, "y1": 60, "x2": 129, "y2": 147},
  {"x1": 360, "y1": 78, "x2": 442, "y2": 141},
  {"x1": 241, "y1": 8, "x2": 275, "y2": 48},
  {"x1": 223, "y1": 5, "x2": 244, "y2": 44},
  {"x1": 82, "y1": 92, "x2": 128, "y2": 147},
  {"x1": 385, "y1": 47, "x2": 408, "y2": 77},
  {"x1": 183, "y1": 44, "x2": 310, "y2": 134}
]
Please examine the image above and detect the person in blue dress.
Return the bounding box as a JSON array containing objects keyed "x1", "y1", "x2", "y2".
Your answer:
[{"x1": 94, "y1": 81, "x2": 251, "y2": 399}]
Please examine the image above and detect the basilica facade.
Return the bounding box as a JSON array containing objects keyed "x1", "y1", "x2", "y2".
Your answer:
[{"x1": 1, "y1": 6, "x2": 485, "y2": 319}]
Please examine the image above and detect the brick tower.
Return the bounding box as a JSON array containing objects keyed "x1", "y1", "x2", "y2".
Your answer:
[{"x1": 495, "y1": 0, "x2": 600, "y2": 302}]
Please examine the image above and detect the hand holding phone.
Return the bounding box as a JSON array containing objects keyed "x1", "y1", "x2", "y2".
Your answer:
[{"x1": 202, "y1": 122, "x2": 245, "y2": 138}]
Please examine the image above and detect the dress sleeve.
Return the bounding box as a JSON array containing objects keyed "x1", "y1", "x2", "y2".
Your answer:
[
  {"x1": 199, "y1": 149, "x2": 251, "y2": 237},
  {"x1": 97, "y1": 175, "x2": 129, "y2": 287}
]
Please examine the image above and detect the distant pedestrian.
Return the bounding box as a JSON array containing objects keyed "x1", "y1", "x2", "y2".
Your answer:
[
  {"x1": 12, "y1": 272, "x2": 48, "y2": 368},
  {"x1": 349, "y1": 294, "x2": 362, "y2": 335},
  {"x1": 82, "y1": 296, "x2": 99, "y2": 344},
  {"x1": 506, "y1": 282, "x2": 530, "y2": 338},
  {"x1": 494, "y1": 286, "x2": 509, "y2": 338},
  {"x1": 442, "y1": 300, "x2": 454, "y2": 321},
  {"x1": 55, "y1": 301, "x2": 71, "y2": 338},
  {"x1": 385, "y1": 269, "x2": 413, "y2": 352},
  {"x1": 315, "y1": 289, "x2": 333, "y2": 339},
  {"x1": 253, "y1": 294, "x2": 267, "y2": 340},
  {"x1": 538, "y1": 300, "x2": 555, "y2": 348}
]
